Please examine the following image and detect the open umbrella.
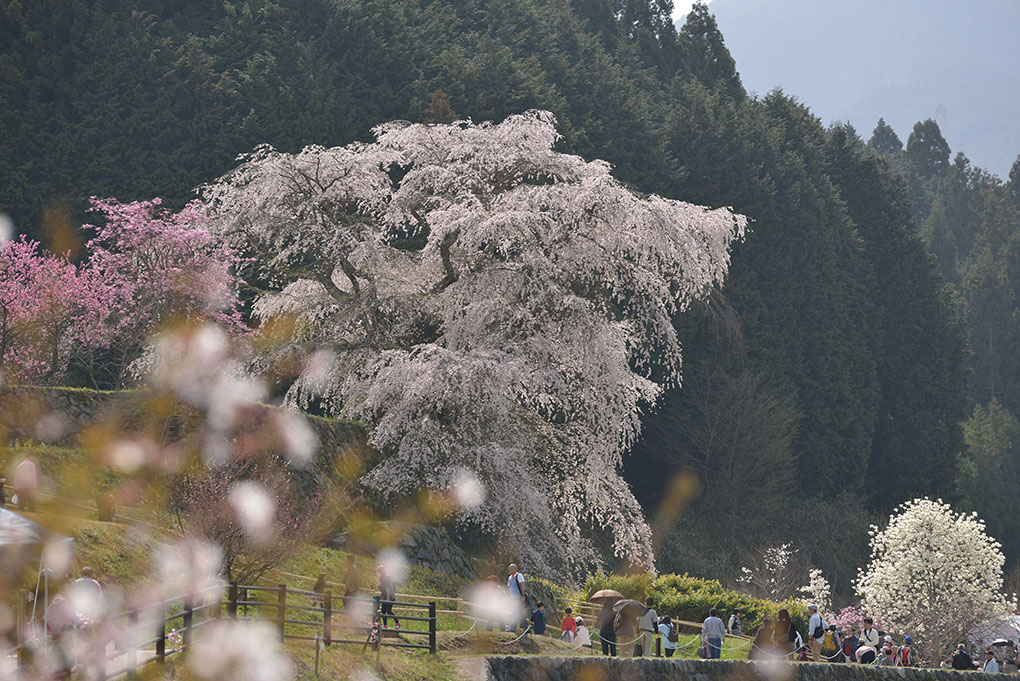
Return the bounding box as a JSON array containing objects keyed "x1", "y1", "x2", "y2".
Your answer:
[
  {"x1": 612, "y1": 598, "x2": 648, "y2": 619},
  {"x1": 590, "y1": 589, "x2": 624, "y2": 603}
]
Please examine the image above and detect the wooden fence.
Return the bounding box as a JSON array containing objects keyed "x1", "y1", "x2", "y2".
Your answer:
[{"x1": 3, "y1": 581, "x2": 436, "y2": 681}]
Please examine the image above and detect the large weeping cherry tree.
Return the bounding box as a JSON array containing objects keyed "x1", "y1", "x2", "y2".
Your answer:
[{"x1": 202, "y1": 111, "x2": 746, "y2": 577}]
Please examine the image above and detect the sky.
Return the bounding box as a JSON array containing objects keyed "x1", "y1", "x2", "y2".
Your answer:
[{"x1": 672, "y1": 0, "x2": 710, "y2": 22}]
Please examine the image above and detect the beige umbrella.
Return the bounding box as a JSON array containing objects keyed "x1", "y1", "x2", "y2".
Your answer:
[{"x1": 590, "y1": 589, "x2": 624, "y2": 603}]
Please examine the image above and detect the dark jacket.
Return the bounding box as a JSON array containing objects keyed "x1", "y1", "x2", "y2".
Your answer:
[
  {"x1": 530, "y1": 609, "x2": 546, "y2": 635},
  {"x1": 952, "y1": 650, "x2": 975, "y2": 670}
]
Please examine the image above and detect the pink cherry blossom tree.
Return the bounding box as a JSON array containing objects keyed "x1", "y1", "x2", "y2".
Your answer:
[
  {"x1": 0, "y1": 198, "x2": 244, "y2": 387},
  {"x1": 202, "y1": 110, "x2": 746, "y2": 577},
  {"x1": 0, "y1": 237, "x2": 87, "y2": 383}
]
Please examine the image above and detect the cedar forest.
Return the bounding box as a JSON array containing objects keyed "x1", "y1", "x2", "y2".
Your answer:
[{"x1": 3, "y1": 0, "x2": 1020, "y2": 605}]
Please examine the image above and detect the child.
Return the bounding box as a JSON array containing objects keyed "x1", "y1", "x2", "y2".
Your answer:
[
  {"x1": 560, "y1": 606, "x2": 577, "y2": 641},
  {"x1": 879, "y1": 647, "x2": 896, "y2": 666},
  {"x1": 530, "y1": 602, "x2": 546, "y2": 635}
]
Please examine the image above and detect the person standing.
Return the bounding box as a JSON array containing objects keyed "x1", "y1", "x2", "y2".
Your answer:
[
  {"x1": 312, "y1": 572, "x2": 327, "y2": 607},
  {"x1": 597, "y1": 601, "x2": 617, "y2": 657},
  {"x1": 659, "y1": 616, "x2": 679, "y2": 658},
  {"x1": 702, "y1": 607, "x2": 726, "y2": 659},
  {"x1": 840, "y1": 627, "x2": 860, "y2": 664},
  {"x1": 13, "y1": 456, "x2": 38, "y2": 511},
  {"x1": 530, "y1": 602, "x2": 546, "y2": 635},
  {"x1": 806, "y1": 604, "x2": 825, "y2": 662},
  {"x1": 898, "y1": 635, "x2": 916, "y2": 666},
  {"x1": 985, "y1": 649, "x2": 1000, "y2": 673},
  {"x1": 507, "y1": 564, "x2": 528, "y2": 631},
  {"x1": 636, "y1": 598, "x2": 658, "y2": 657},
  {"x1": 343, "y1": 554, "x2": 360, "y2": 609},
  {"x1": 952, "y1": 644, "x2": 975, "y2": 670},
  {"x1": 377, "y1": 564, "x2": 400, "y2": 630},
  {"x1": 727, "y1": 609, "x2": 742, "y2": 637}
]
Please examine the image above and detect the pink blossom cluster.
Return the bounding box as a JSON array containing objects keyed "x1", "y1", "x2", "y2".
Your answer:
[{"x1": 0, "y1": 198, "x2": 244, "y2": 385}]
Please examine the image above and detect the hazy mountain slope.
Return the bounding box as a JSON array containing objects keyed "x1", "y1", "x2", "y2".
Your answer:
[{"x1": 697, "y1": 0, "x2": 1020, "y2": 176}]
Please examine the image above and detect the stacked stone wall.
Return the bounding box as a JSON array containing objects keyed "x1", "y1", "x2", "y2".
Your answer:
[{"x1": 485, "y1": 657, "x2": 1012, "y2": 681}]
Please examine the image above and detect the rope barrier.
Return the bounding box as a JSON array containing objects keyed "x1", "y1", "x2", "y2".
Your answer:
[
  {"x1": 450, "y1": 620, "x2": 478, "y2": 640},
  {"x1": 495, "y1": 625, "x2": 533, "y2": 645}
]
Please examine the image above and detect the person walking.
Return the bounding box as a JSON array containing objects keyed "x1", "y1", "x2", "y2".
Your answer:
[
  {"x1": 659, "y1": 616, "x2": 679, "y2": 657},
  {"x1": 597, "y1": 601, "x2": 617, "y2": 657},
  {"x1": 377, "y1": 564, "x2": 400, "y2": 630},
  {"x1": 636, "y1": 597, "x2": 658, "y2": 657},
  {"x1": 701, "y1": 607, "x2": 726, "y2": 659},
  {"x1": 507, "y1": 564, "x2": 528, "y2": 631},
  {"x1": 773, "y1": 609, "x2": 797, "y2": 655},
  {"x1": 750, "y1": 617, "x2": 774, "y2": 660},
  {"x1": 806, "y1": 604, "x2": 825, "y2": 662},
  {"x1": 727, "y1": 609, "x2": 742, "y2": 637},
  {"x1": 985, "y1": 649, "x2": 1000, "y2": 673}
]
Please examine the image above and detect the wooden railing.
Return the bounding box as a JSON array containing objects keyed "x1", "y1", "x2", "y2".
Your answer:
[{"x1": 3, "y1": 581, "x2": 436, "y2": 681}]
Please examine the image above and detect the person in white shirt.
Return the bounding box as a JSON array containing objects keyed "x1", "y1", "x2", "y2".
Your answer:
[
  {"x1": 658, "y1": 616, "x2": 679, "y2": 657},
  {"x1": 984, "y1": 649, "x2": 1000, "y2": 673},
  {"x1": 637, "y1": 598, "x2": 658, "y2": 657},
  {"x1": 859, "y1": 617, "x2": 881, "y2": 648},
  {"x1": 506, "y1": 564, "x2": 527, "y2": 631},
  {"x1": 574, "y1": 617, "x2": 591, "y2": 647},
  {"x1": 727, "y1": 609, "x2": 742, "y2": 636},
  {"x1": 806, "y1": 604, "x2": 825, "y2": 662}
]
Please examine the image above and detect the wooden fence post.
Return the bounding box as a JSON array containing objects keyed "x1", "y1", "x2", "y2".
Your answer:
[
  {"x1": 323, "y1": 590, "x2": 332, "y2": 646},
  {"x1": 429, "y1": 602, "x2": 437, "y2": 655},
  {"x1": 228, "y1": 583, "x2": 238, "y2": 618},
  {"x1": 277, "y1": 584, "x2": 287, "y2": 642},
  {"x1": 156, "y1": 604, "x2": 166, "y2": 662},
  {"x1": 127, "y1": 608, "x2": 138, "y2": 680},
  {"x1": 182, "y1": 599, "x2": 193, "y2": 648}
]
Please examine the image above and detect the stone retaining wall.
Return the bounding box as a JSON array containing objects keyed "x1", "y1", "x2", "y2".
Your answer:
[{"x1": 485, "y1": 657, "x2": 1012, "y2": 681}]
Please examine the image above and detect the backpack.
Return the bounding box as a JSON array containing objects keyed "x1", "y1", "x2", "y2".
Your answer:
[
  {"x1": 899, "y1": 646, "x2": 913, "y2": 666},
  {"x1": 822, "y1": 631, "x2": 838, "y2": 654},
  {"x1": 667, "y1": 624, "x2": 679, "y2": 643}
]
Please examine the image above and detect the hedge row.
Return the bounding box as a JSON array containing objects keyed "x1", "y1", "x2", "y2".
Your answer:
[{"x1": 582, "y1": 572, "x2": 809, "y2": 634}]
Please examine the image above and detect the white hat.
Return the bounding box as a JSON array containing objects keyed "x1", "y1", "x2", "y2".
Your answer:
[
  {"x1": 884, "y1": 635, "x2": 893, "y2": 642},
  {"x1": 808, "y1": 604, "x2": 818, "y2": 611}
]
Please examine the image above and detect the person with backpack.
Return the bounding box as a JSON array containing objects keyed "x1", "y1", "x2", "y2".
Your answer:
[
  {"x1": 773, "y1": 608, "x2": 798, "y2": 655},
  {"x1": 727, "y1": 609, "x2": 742, "y2": 637},
  {"x1": 806, "y1": 604, "x2": 826, "y2": 662},
  {"x1": 897, "y1": 635, "x2": 916, "y2": 666},
  {"x1": 658, "y1": 615, "x2": 679, "y2": 657},
  {"x1": 840, "y1": 627, "x2": 860, "y2": 663},
  {"x1": 821, "y1": 625, "x2": 841, "y2": 662}
]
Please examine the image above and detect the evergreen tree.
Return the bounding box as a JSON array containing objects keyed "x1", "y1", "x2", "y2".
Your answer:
[
  {"x1": 868, "y1": 117, "x2": 903, "y2": 155},
  {"x1": 678, "y1": 2, "x2": 743, "y2": 99},
  {"x1": 906, "y1": 118, "x2": 951, "y2": 179}
]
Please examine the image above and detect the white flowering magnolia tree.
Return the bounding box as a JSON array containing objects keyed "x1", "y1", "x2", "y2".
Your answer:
[
  {"x1": 201, "y1": 110, "x2": 746, "y2": 576},
  {"x1": 856, "y1": 498, "x2": 1016, "y2": 659}
]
